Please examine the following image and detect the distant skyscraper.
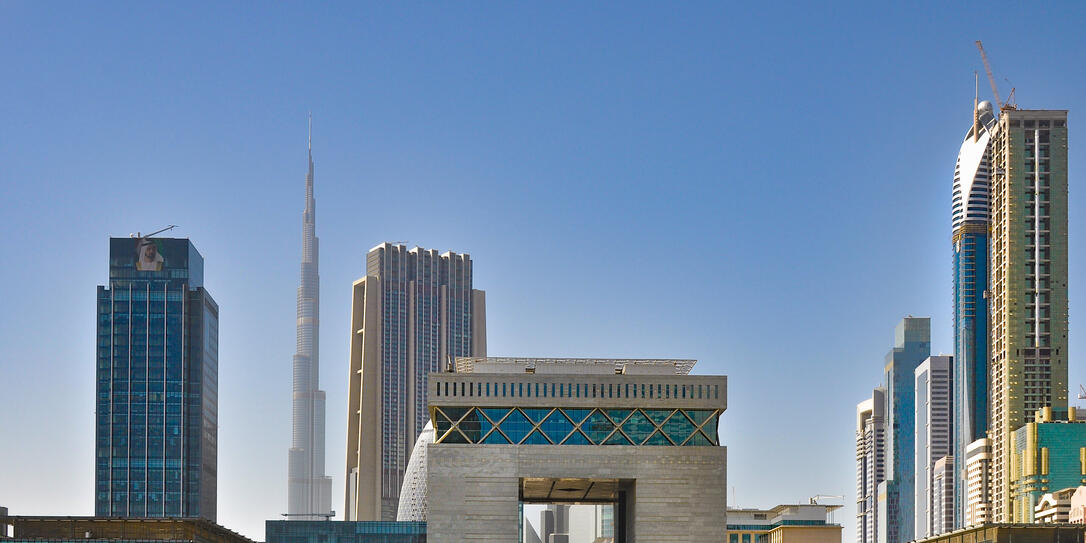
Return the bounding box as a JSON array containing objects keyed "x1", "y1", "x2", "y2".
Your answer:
[
  {"x1": 914, "y1": 355, "x2": 952, "y2": 540},
  {"x1": 951, "y1": 98, "x2": 995, "y2": 528},
  {"x1": 288, "y1": 120, "x2": 332, "y2": 520},
  {"x1": 988, "y1": 109, "x2": 1069, "y2": 522},
  {"x1": 883, "y1": 316, "x2": 931, "y2": 543},
  {"x1": 95, "y1": 236, "x2": 218, "y2": 520},
  {"x1": 856, "y1": 387, "x2": 887, "y2": 543},
  {"x1": 345, "y1": 243, "x2": 486, "y2": 521}
]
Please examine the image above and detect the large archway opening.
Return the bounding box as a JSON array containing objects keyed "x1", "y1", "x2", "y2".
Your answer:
[{"x1": 519, "y1": 478, "x2": 633, "y2": 543}]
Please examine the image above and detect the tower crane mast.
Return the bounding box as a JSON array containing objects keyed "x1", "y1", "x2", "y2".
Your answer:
[{"x1": 976, "y1": 41, "x2": 1017, "y2": 111}]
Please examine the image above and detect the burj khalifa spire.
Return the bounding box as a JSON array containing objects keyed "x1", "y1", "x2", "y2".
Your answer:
[{"x1": 288, "y1": 115, "x2": 332, "y2": 520}]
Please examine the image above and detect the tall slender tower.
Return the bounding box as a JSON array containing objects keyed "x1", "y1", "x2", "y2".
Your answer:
[
  {"x1": 288, "y1": 116, "x2": 332, "y2": 520},
  {"x1": 951, "y1": 94, "x2": 995, "y2": 528},
  {"x1": 987, "y1": 108, "x2": 1069, "y2": 522},
  {"x1": 856, "y1": 387, "x2": 886, "y2": 543},
  {"x1": 95, "y1": 236, "x2": 218, "y2": 520},
  {"x1": 345, "y1": 243, "x2": 487, "y2": 521}
]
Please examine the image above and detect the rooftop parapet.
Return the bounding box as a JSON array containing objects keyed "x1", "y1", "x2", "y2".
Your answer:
[{"x1": 455, "y1": 357, "x2": 696, "y2": 375}]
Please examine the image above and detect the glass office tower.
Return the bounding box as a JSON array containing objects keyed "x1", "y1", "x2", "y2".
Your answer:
[
  {"x1": 951, "y1": 100, "x2": 995, "y2": 528},
  {"x1": 95, "y1": 237, "x2": 218, "y2": 520},
  {"x1": 883, "y1": 316, "x2": 931, "y2": 543}
]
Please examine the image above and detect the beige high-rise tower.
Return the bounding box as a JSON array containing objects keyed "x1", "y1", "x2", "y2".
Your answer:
[
  {"x1": 988, "y1": 109, "x2": 1069, "y2": 522},
  {"x1": 344, "y1": 243, "x2": 486, "y2": 521}
]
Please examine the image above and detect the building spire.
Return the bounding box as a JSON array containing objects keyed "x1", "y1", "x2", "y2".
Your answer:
[{"x1": 973, "y1": 72, "x2": 980, "y2": 143}]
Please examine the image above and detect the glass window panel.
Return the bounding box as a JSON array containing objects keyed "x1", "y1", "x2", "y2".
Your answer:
[
  {"x1": 686, "y1": 432, "x2": 712, "y2": 446},
  {"x1": 562, "y1": 430, "x2": 592, "y2": 445},
  {"x1": 643, "y1": 430, "x2": 672, "y2": 446},
  {"x1": 603, "y1": 432, "x2": 631, "y2": 445},
  {"x1": 606, "y1": 409, "x2": 632, "y2": 424},
  {"x1": 441, "y1": 429, "x2": 468, "y2": 444},
  {"x1": 661, "y1": 411, "x2": 696, "y2": 443},
  {"x1": 522, "y1": 408, "x2": 551, "y2": 424},
  {"x1": 583, "y1": 410, "x2": 615, "y2": 443},
  {"x1": 644, "y1": 409, "x2": 675, "y2": 426},
  {"x1": 522, "y1": 429, "x2": 551, "y2": 445},
  {"x1": 498, "y1": 409, "x2": 532, "y2": 444},
  {"x1": 480, "y1": 408, "x2": 510, "y2": 424},
  {"x1": 481, "y1": 430, "x2": 510, "y2": 444},
  {"x1": 456, "y1": 408, "x2": 482, "y2": 442},
  {"x1": 563, "y1": 408, "x2": 592, "y2": 425},
  {"x1": 622, "y1": 411, "x2": 655, "y2": 445},
  {"x1": 541, "y1": 410, "x2": 574, "y2": 443},
  {"x1": 686, "y1": 410, "x2": 714, "y2": 425}
]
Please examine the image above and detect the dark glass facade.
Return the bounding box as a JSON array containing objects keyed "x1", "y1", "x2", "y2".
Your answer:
[
  {"x1": 952, "y1": 229, "x2": 988, "y2": 527},
  {"x1": 265, "y1": 521, "x2": 425, "y2": 543},
  {"x1": 95, "y1": 238, "x2": 218, "y2": 521}
]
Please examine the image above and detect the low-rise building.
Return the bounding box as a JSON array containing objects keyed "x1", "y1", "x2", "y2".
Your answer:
[
  {"x1": 0, "y1": 516, "x2": 252, "y2": 543},
  {"x1": 727, "y1": 503, "x2": 842, "y2": 543},
  {"x1": 1069, "y1": 486, "x2": 1086, "y2": 524},
  {"x1": 1035, "y1": 487, "x2": 1078, "y2": 524},
  {"x1": 1010, "y1": 407, "x2": 1086, "y2": 523},
  {"x1": 912, "y1": 523, "x2": 1086, "y2": 542}
]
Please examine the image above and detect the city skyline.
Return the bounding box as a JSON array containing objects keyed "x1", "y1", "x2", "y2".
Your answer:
[{"x1": 4, "y1": 3, "x2": 1086, "y2": 542}]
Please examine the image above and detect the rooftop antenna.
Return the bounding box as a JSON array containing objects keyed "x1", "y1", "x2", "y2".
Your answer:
[{"x1": 130, "y1": 225, "x2": 177, "y2": 239}]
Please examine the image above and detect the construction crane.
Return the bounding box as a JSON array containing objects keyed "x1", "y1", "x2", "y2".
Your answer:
[
  {"x1": 975, "y1": 41, "x2": 1017, "y2": 112},
  {"x1": 1078, "y1": 384, "x2": 1085, "y2": 400},
  {"x1": 130, "y1": 225, "x2": 177, "y2": 239}
]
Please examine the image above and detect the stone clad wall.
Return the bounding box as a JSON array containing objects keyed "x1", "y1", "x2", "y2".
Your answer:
[{"x1": 427, "y1": 444, "x2": 727, "y2": 542}]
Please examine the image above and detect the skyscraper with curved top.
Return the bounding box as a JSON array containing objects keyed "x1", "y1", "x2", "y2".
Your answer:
[
  {"x1": 951, "y1": 99, "x2": 995, "y2": 528},
  {"x1": 287, "y1": 119, "x2": 332, "y2": 520}
]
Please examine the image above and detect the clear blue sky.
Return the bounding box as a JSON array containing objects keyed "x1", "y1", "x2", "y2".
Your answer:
[{"x1": 2, "y1": 2, "x2": 1086, "y2": 541}]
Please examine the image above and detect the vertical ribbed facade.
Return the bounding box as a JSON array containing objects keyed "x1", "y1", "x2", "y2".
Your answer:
[
  {"x1": 988, "y1": 110, "x2": 1069, "y2": 522},
  {"x1": 931, "y1": 456, "x2": 954, "y2": 536},
  {"x1": 952, "y1": 101, "x2": 995, "y2": 529},
  {"x1": 345, "y1": 243, "x2": 487, "y2": 521},
  {"x1": 287, "y1": 128, "x2": 332, "y2": 520},
  {"x1": 856, "y1": 387, "x2": 886, "y2": 543},
  {"x1": 883, "y1": 316, "x2": 931, "y2": 543},
  {"x1": 914, "y1": 355, "x2": 953, "y2": 540},
  {"x1": 95, "y1": 238, "x2": 218, "y2": 521}
]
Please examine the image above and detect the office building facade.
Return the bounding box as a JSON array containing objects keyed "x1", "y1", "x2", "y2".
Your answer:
[
  {"x1": 727, "y1": 504, "x2": 842, "y2": 543},
  {"x1": 883, "y1": 317, "x2": 931, "y2": 543},
  {"x1": 95, "y1": 237, "x2": 218, "y2": 520},
  {"x1": 345, "y1": 244, "x2": 486, "y2": 521},
  {"x1": 288, "y1": 121, "x2": 333, "y2": 520},
  {"x1": 915, "y1": 355, "x2": 953, "y2": 540},
  {"x1": 426, "y1": 357, "x2": 727, "y2": 542},
  {"x1": 1008, "y1": 407, "x2": 1086, "y2": 523},
  {"x1": 856, "y1": 388, "x2": 886, "y2": 543},
  {"x1": 952, "y1": 100, "x2": 995, "y2": 528},
  {"x1": 988, "y1": 109, "x2": 1070, "y2": 522}
]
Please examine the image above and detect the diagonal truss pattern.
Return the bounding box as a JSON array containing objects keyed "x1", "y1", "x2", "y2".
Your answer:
[{"x1": 431, "y1": 406, "x2": 720, "y2": 446}]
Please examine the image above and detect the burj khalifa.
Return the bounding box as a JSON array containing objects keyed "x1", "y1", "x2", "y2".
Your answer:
[{"x1": 288, "y1": 117, "x2": 332, "y2": 519}]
